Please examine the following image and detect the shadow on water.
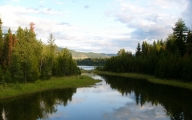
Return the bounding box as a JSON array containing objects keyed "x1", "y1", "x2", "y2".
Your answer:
[
  {"x1": 0, "y1": 74, "x2": 192, "y2": 120},
  {"x1": 100, "y1": 75, "x2": 192, "y2": 120},
  {"x1": 0, "y1": 88, "x2": 76, "y2": 120}
]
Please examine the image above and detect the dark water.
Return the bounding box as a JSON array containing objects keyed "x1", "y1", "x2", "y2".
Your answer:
[{"x1": 0, "y1": 73, "x2": 192, "y2": 120}]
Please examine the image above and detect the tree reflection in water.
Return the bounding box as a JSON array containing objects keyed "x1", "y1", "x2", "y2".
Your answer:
[
  {"x1": 0, "y1": 88, "x2": 76, "y2": 120},
  {"x1": 101, "y1": 75, "x2": 192, "y2": 120},
  {"x1": 0, "y1": 75, "x2": 191, "y2": 120}
]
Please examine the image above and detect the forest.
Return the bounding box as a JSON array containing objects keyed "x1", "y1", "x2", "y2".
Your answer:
[
  {"x1": 102, "y1": 19, "x2": 192, "y2": 82},
  {"x1": 76, "y1": 58, "x2": 107, "y2": 66},
  {"x1": 0, "y1": 18, "x2": 81, "y2": 83}
]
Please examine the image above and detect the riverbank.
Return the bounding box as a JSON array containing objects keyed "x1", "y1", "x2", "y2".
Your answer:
[
  {"x1": 94, "y1": 71, "x2": 192, "y2": 90},
  {"x1": 0, "y1": 75, "x2": 101, "y2": 99}
]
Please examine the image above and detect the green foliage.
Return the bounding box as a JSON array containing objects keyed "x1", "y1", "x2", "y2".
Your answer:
[
  {"x1": 186, "y1": 31, "x2": 192, "y2": 55},
  {"x1": 172, "y1": 18, "x2": 188, "y2": 56},
  {"x1": 0, "y1": 19, "x2": 3, "y2": 65},
  {"x1": 76, "y1": 58, "x2": 107, "y2": 66},
  {"x1": 53, "y1": 48, "x2": 81, "y2": 77},
  {"x1": 103, "y1": 19, "x2": 192, "y2": 82},
  {"x1": 136, "y1": 43, "x2": 141, "y2": 57},
  {"x1": 0, "y1": 75, "x2": 100, "y2": 99},
  {"x1": 68, "y1": 49, "x2": 110, "y2": 59},
  {"x1": 0, "y1": 18, "x2": 81, "y2": 83},
  {"x1": 95, "y1": 71, "x2": 192, "y2": 90},
  {"x1": 117, "y1": 49, "x2": 129, "y2": 56},
  {"x1": 9, "y1": 27, "x2": 40, "y2": 83}
]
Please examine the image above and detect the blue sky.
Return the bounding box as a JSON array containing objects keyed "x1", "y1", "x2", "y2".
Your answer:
[{"x1": 0, "y1": 0, "x2": 191, "y2": 53}]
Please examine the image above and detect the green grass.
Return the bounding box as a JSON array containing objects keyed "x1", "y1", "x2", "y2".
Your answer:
[
  {"x1": 94, "y1": 71, "x2": 192, "y2": 90},
  {"x1": 0, "y1": 75, "x2": 101, "y2": 99}
]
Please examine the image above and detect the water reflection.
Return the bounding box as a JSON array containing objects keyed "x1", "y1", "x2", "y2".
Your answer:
[
  {"x1": 104, "y1": 102, "x2": 167, "y2": 120},
  {"x1": 78, "y1": 66, "x2": 95, "y2": 70},
  {"x1": 0, "y1": 74, "x2": 191, "y2": 120},
  {"x1": 0, "y1": 88, "x2": 76, "y2": 120},
  {"x1": 102, "y1": 75, "x2": 192, "y2": 120}
]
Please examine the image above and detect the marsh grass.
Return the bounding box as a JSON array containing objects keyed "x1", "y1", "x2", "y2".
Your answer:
[
  {"x1": 0, "y1": 75, "x2": 101, "y2": 99},
  {"x1": 94, "y1": 71, "x2": 192, "y2": 90}
]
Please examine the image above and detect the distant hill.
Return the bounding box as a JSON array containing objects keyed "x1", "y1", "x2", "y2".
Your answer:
[
  {"x1": 58, "y1": 47, "x2": 116, "y2": 59},
  {"x1": 69, "y1": 50, "x2": 110, "y2": 59},
  {"x1": 101, "y1": 53, "x2": 117, "y2": 57}
]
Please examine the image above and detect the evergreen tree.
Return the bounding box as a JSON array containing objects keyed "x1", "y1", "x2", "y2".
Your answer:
[
  {"x1": 40, "y1": 34, "x2": 57, "y2": 80},
  {"x1": 0, "y1": 18, "x2": 3, "y2": 65},
  {"x1": 136, "y1": 43, "x2": 141, "y2": 56},
  {"x1": 172, "y1": 18, "x2": 188, "y2": 56},
  {"x1": 141, "y1": 41, "x2": 149, "y2": 55},
  {"x1": 166, "y1": 34, "x2": 177, "y2": 54},
  {"x1": 117, "y1": 49, "x2": 126, "y2": 56},
  {"x1": 53, "y1": 48, "x2": 80, "y2": 76},
  {"x1": 10, "y1": 27, "x2": 40, "y2": 83},
  {"x1": 103, "y1": 19, "x2": 192, "y2": 82},
  {"x1": 186, "y1": 31, "x2": 192, "y2": 55},
  {"x1": 0, "y1": 19, "x2": 81, "y2": 83},
  {"x1": 2, "y1": 28, "x2": 13, "y2": 68}
]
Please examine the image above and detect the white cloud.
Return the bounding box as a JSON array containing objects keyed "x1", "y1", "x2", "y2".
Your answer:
[
  {"x1": 182, "y1": 0, "x2": 192, "y2": 29},
  {"x1": 0, "y1": 4, "x2": 111, "y2": 53},
  {"x1": 0, "y1": 4, "x2": 63, "y2": 30},
  {"x1": 103, "y1": 102, "x2": 168, "y2": 120},
  {"x1": 0, "y1": 0, "x2": 190, "y2": 53},
  {"x1": 107, "y1": 0, "x2": 189, "y2": 52},
  {"x1": 0, "y1": 4, "x2": 66, "y2": 39},
  {"x1": 70, "y1": 97, "x2": 85, "y2": 104},
  {"x1": 0, "y1": 1, "x2": 138, "y2": 53}
]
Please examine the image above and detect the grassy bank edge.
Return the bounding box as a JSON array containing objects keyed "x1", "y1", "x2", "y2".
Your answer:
[
  {"x1": 94, "y1": 71, "x2": 192, "y2": 90},
  {"x1": 0, "y1": 75, "x2": 101, "y2": 100}
]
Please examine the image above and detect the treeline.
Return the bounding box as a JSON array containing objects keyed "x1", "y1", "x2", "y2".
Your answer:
[
  {"x1": 0, "y1": 18, "x2": 81, "y2": 83},
  {"x1": 103, "y1": 18, "x2": 192, "y2": 82},
  {"x1": 76, "y1": 58, "x2": 107, "y2": 66}
]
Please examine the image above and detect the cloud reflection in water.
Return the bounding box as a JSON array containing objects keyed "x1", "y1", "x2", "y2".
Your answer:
[{"x1": 103, "y1": 102, "x2": 168, "y2": 120}]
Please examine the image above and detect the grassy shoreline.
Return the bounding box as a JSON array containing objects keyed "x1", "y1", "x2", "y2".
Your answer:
[
  {"x1": 0, "y1": 75, "x2": 101, "y2": 100},
  {"x1": 94, "y1": 71, "x2": 192, "y2": 90}
]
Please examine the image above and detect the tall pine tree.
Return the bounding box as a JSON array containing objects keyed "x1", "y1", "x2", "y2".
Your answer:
[
  {"x1": 0, "y1": 19, "x2": 3, "y2": 65},
  {"x1": 172, "y1": 18, "x2": 188, "y2": 56}
]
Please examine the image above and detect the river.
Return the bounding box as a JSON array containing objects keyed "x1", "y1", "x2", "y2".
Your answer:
[
  {"x1": 78, "y1": 65, "x2": 95, "y2": 70},
  {"x1": 0, "y1": 67, "x2": 192, "y2": 120}
]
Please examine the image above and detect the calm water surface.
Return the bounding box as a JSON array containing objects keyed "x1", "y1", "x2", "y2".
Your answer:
[
  {"x1": 78, "y1": 66, "x2": 95, "y2": 70},
  {"x1": 0, "y1": 72, "x2": 192, "y2": 120}
]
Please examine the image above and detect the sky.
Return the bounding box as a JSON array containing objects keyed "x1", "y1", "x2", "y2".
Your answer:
[{"x1": 0, "y1": 0, "x2": 191, "y2": 54}]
